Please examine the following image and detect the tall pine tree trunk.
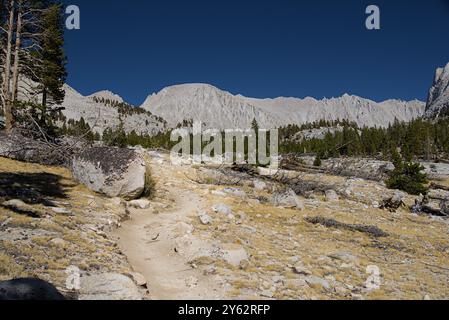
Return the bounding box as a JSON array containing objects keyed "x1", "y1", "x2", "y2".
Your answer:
[
  {"x1": 42, "y1": 87, "x2": 47, "y2": 107},
  {"x1": 11, "y1": 0, "x2": 22, "y2": 102},
  {"x1": 0, "y1": 0, "x2": 4, "y2": 112},
  {"x1": 2, "y1": 0, "x2": 15, "y2": 133}
]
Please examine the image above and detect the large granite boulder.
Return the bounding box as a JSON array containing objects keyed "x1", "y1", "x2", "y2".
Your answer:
[
  {"x1": 79, "y1": 273, "x2": 141, "y2": 300},
  {"x1": 71, "y1": 147, "x2": 146, "y2": 200},
  {"x1": 272, "y1": 189, "x2": 304, "y2": 210}
]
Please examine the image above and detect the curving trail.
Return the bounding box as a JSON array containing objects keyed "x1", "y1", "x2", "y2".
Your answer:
[{"x1": 114, "y1": 159, "x2": 228, "y2": 300}]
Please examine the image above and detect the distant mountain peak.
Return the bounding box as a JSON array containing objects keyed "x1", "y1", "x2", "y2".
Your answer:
[
  {"x1": 425, "y1": 61, "x2": 449, "y2": 118},
  {"x1": 140, "y1": 83, "x2": 425, "y2": 129},
  {"x1": 88, "y1": 90, "x2": 124, "y2": 104}
]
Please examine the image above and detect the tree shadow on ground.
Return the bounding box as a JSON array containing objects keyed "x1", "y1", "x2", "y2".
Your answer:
[{"x1": 0, "y1": 172, "x2": 74, "y2": 208}]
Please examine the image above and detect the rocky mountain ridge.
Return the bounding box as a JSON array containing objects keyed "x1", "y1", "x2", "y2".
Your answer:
[
  {"x1": 59, "y1": 85, "x2": 166, "y2": 135},
  {"x1": 425, "y1": 62, "x2": 449, "y2": 118},
  {"x1": 141, "y1": 83, "x2": 425, "y2": 129}
]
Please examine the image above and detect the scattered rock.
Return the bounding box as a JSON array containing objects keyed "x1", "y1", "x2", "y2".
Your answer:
[
  {"x1": 211, "y1": 190, "x2": 227, "y2": 197},
  {"x1": 290, "y1": 256, "x2": 300, "y2": 263},
  {"x1": 392, "y1": 192, "x2": 405, "y2": 204},
  {"x1": 273, "y1": 276, "x2": 284, "y2": 284},
  {"x1": 260, "y1": 289, "x2": 275, "y2": 298},
  {"x1": 285, "y1": 278, "x2": 307, "y2": 289},
  {"x1": 385, "y1": 163, "x2": 395, "y2": 172},
  {"x1": 49, "y1": 238, "x2": 69, "y2": 248},
  {"x1": 293, "y1": 264, "x2": 312, "y2": 275},
  {"x1": 72, "y1": 147, "x2": 146, "y2": 200},
  {"x1": 304, "y1": 275, "x2": 330, "y2": 290},
  {"x1": 197, "y1": 211, "x2": 213, "y2": 225},
  {"x1": 441, "y1": 200, "x2": 449, "y2": 216},
  {"x1": 212, "y1": 204, "x2": 233, "y2": 216},
  {"x1": 128, "y1": 199, "x2": 151, "y2": 210},
  {"x1": 351, "y1": 293, "x2": 364, "y2": 300},
  {"x1": 253, "y1": 180, "x2": 267, "y2": 191},
  {"x1": 221, "y1": 244, "x2": 249, "y2": 266},
  {"x1": 128, "y1": 272, "x2": 147, "y2": 287},
  {"x1": 1, "y1": 199, "x2": 44, "y2": 218},
  {"x1": 325, "y1": 190, "x2": 339, "y2": 202},
  {"x1": 272, "y1": 189, "x2": 304, "y2": 210},
  {"x1": 79, "y1": 273, "x2": 141, "y2": 300},
  {"x1": 51, "y1": 207, "x2": 74, "y2": 215},
  {"x1": 222, "y1": 188, "x2": 247, "y2": 198},
  {"x1": 173, "y1": 222, "x2": 195, "y2": 236},
  {"x1": 328, "y1": 252, "x2": 359, "y2": 264}
]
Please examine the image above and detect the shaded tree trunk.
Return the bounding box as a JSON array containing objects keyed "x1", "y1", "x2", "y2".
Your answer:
[
  {"x1": 11, "y1": 0, "x2": 22, "y2": 102},
  {"x1": 42, "y1": 87, "x2": 46, "y2": 107},
  {"x1": 2, "y1": 0, "x2": 15, "y2": 133}
]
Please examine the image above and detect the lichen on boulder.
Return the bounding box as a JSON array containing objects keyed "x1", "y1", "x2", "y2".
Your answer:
[{"x1": 71, "y1": 147, "x2": 146, "y2": 200}]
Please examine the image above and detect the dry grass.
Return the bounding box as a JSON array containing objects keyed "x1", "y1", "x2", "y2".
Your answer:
[
  {"x1": 0, "y1": 157, "x2": 133, "y2": 288},
  {"x1": 190, "y1": 174, "x2": 449, "y2": 300},
  {"x1": 0, "y1": 252, "x2": 25, "y2": 281}
]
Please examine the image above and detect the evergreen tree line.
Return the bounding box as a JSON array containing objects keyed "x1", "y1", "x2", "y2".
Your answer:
[
  {"x1": 279, "y1": 117, "x2": 449, "y2": 161},
  {"x1": 91, "y1": 96, "x2": 167, "y2": 125},
  {"x1": 0, "y1": 0, "x2": 66, "y2": 135},
  {"x1": 102, "y1": 124, "x2": 174, "y2": 150},
  {"x1": 70, "y1": 116, "x2": 449, "y2": 165},
  {"x1": 99, "y1": 118, "x2": 274, "y2": 166},
  {"x1": 59, "y1": 117, "x2": 101, "y2": 142}
]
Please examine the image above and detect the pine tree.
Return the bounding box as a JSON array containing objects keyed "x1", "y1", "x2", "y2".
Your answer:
[
  {"x1": 251, "y1": 118, "x2": 259, "y2": 132},
  {"x1": 386, "y1": 149, "x2": 428, "y2": 195},
  {"x1": 38, "y1": 3, "x2": 66, "y2": 108}
]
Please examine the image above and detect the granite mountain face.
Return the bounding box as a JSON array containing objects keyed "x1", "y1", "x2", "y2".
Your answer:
[
  {"x1": 425, "y1": 62, "x2": 449, "y2": 119},
  {"x1": 56, "y1": 62, "x2": 449, "y2": 133}
]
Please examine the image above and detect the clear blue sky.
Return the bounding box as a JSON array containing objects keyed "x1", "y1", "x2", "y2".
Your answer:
[{"x1": 62, "y1": 0, "x2": 449, "y2": 106}]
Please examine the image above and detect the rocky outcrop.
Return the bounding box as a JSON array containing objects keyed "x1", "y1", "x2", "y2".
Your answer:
[
  {"x1": 141, "y1": 83, "x2": 425, "y2": 129},
  {"x1": 71, "y1": 147, "x2": 146, "y2": 200},
  {"x1": 79, "y1": 273, "x2": 141, "y2": 300},
  {"x1": 43, "y1": 84, "x2": 166, "y2": 136},
  {"x1": 425, "y1": 62, "x2": 449, "y2": 118}
]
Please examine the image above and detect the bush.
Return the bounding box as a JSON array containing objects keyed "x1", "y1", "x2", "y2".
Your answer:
[
  {"x1": 385, "y1": 150, "x2": 428, "y2": 195},
  {"x1": 142, "y1": 155, "x2": 156, "y2": 199},
  {"x1": 313, "y1": 155, "x2": 322, "y2": 167}
]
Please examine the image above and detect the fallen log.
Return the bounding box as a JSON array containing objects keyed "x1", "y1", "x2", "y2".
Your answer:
[
  {"x1": 429, "y1": 183, "x2": 449, "y2": 192},
  {"x1": 305, "y1": 216, "x2": 389, "y2": 238},
  {"x1": 421, "y1": 205, "x2": 448, "y2": 217}
]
